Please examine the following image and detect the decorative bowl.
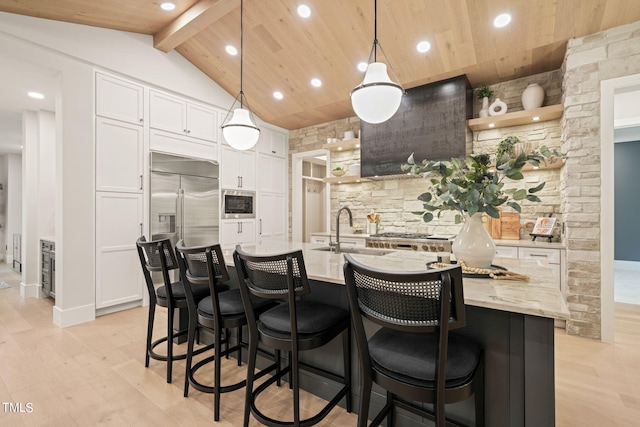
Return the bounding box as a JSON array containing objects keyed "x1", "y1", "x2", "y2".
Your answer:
[{"x1": 332, "y1": 169, "x2": 346, "y2": 177}]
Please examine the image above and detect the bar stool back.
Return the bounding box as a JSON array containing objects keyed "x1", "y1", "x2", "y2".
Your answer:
[
  {"x1": 136, "y1": 236, "x2": 211, "y2": 383},
  {"x1": 342, "y1": 254, "x2": 484, "y2": 427},
  {"x1": 233, "y1": 245, "x2": 351, "y2": 427},
  {"x1": 175, "y1": 241, "x2": 276, "y2": 421}
]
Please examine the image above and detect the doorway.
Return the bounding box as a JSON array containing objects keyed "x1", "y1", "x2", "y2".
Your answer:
[
  {"x1": 292, "y1": 150, "x2": 330, "y2": 242},
  {"x1": 600, "y1": 73, "x2": 640, "y2": 342}
]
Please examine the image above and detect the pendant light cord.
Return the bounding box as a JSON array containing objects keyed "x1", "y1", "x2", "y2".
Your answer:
[
  {"x1": 373, "y1": 0, "x2": 377, "y2": 62},
  {"x1": 240, "y1": 0, "x2": 244, "y2": 108}
]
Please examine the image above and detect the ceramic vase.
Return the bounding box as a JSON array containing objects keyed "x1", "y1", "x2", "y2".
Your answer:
[
  {"x1": 489, "y1": 98, "x2": 507, "y2": 116},
  {"x1": 522, "y1": 83, "x2": 545, "y2": 110},
  {"x1": 452, "y1": 213, "x2": 496, "y2": 269},
  {"x1": 479, "y1": 97, "x2": 489, "y2": 118}
]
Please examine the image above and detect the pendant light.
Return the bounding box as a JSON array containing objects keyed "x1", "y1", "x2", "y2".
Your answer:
[
  {"x1": 350, "y1": 0, "x2": 405, "y2": 124},
  {"x1": 221, "y1": 0, "x2": 260, "y2": 150}
]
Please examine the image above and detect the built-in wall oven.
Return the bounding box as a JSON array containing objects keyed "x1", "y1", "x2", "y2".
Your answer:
[{"x1": 222, "y1": 189, "x2": 255, "y2": 219}]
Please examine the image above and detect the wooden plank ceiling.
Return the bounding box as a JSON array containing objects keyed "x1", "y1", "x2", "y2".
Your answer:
[{"x1": 2, "y1": 0, "x2": 640, "y2": 130}]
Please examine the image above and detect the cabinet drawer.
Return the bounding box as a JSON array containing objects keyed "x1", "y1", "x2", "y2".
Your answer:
[
  {"x1": 519, "y1": 247, "x2": 560, "y2": 264},
  {"x1": 310, "y1": 236, "x2": 329, "y2": 245},
  {"x1": 495, "y1": 245, "x2": 518, "y2": 259}
]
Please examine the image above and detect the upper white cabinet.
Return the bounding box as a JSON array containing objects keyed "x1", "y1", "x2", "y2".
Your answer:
[
  {"x1": 220, "y1": 145, "x2": 256, "y2": 190},
  {"x1": 257, "y1": 129, "x2": 288, "y2": 158},
  {"x1": 149, "y1": 90, "x2": 218, "y2": 141},
  {"x1": 96, "y1": 117, "x2": 143, "y2": 193},
  {"x1": 257, "y1": 153, "x2": 286, "y2": 193},
  {"x1": 95, "y1": 73, "x2": 144, "y2": 125}
]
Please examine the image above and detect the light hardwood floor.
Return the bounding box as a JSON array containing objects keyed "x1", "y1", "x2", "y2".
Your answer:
[{"x1": 1, "y1": 264, "x2": 639, "y2": 426}]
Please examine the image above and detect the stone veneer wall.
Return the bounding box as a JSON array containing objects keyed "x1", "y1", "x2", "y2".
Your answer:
[
  {"x1": 560, "y1": 20, "x2": 640, "y2": 339},
  {"x1": 289, "y1": 70, "x2": 565, "y2": 239}
]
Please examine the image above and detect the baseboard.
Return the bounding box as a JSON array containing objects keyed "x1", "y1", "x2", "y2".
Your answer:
[
  {"x1": 615, "y1": 260, "x2": 640, "y2": 271},
  {"x1": 53, "y1": 303, "x2": 96, "y2": 328},
  {"x1": 96, "y1": 300, "x2": 143, "y2": 317},
  {"x1": 20, "y1": 282, "x2": 41, "y2": 298}
]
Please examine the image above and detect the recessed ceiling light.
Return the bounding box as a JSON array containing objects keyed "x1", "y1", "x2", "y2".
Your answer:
[
  {"x1": 160, "y1": 2, "x2": 176, "y2": 11},
  {"x1": 273, "y1": 91, "x2": 284, "y2": 100},
  {"x1": 27, "y1": 91, "x2": 45, "y2": 99},
  {"x1": 297, "y1": 4, "x2": 311, "y2": 18},
  {"x1": 311, "y1": 78, "x2": 322, "y2": 87},
  {"x1": 416, "y1": 40, "x2": 431, "y2": 53},
  {"x1": 225, "y1": 45, "x2": 238, "y2": 56},
  {"x1": 357, "y1": 62, "x2": 368, "y2": 72},
  {"x1": 493, "y1": 13, "x2": 511, "y2": 28}
]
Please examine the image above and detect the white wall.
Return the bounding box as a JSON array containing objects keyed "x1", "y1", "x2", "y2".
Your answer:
[
  {"x1": 0, "y1": 155, "x2": 7, "y2": 261},
  {"x1": 0, "y1": 12, "x2": 284, "y2": 327},
  {"x1": 5, "y1": 153, "x2": 22, "y2": 265},
  {"x1": 38, "y1": 111, "x2": 55, "y2": 238}
]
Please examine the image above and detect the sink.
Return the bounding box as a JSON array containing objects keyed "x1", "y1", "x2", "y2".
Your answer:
[{"x1": 312, "y1": 246, "x2": 395, "y2": 256}]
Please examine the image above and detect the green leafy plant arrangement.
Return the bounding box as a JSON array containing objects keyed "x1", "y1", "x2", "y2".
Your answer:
[
  {"x1": 496, "y1": 136, "x2": 521, "y2": 160},
  {"x1": 474, "y1": 84, "x2": 494, "y2": 99},
  {"x1": 401, "y1": 146, "x2": 564, "y2": 224}
]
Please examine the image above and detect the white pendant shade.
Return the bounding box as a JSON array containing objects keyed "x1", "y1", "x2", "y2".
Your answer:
[
  {"x1": 222, "y1": 108, "x2": 260, "y2": 150},
  {"x1": 351, "y1": 62, "x2": 403, "y2": 124}
]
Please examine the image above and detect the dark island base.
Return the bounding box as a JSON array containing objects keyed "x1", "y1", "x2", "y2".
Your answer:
[{"x1": 195, "y1": 270, "x2": 555, "y2": 427}]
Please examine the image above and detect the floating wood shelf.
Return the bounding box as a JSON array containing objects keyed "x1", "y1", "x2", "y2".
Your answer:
[
  {"x1": 521, "y1": 159, "x2": 564, "y2": 171},
  {"x1": 322, "y1": 138, "x2": 361, "y2": 152},
  {"x1": 322, "y1": 175, "x2": 370, "y2": 184},
  {"x1": 467, "y1": 104, "x2": 564, "y2": 131}
]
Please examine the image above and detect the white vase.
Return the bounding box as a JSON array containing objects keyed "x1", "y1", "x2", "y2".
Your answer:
[
  {"x1": 479, "y1": 97, "x2": 489, "y2": 118},
  {"x1": 522, "y1": 83, "x2": 545, "y2": 110},
  {"x1": 452, "y1": 213, "x2": 496, "y2": 269},
  {"x1": 489, "y1": 98, "x2": 507, "y2": 116}
]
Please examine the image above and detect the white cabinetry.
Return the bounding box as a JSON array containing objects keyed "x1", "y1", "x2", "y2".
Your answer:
[
  {"x1": 220, "y1": 145, "x2": 256, "y2": 190},
  {"x1": 96, "y1": 117, "x2": 143, "y2": 193},
  {"x1": 221, "y1": 219, "x2": 256, "y2": 245},
  {"x1": 258, "y1": 129, "x2": 287, "y2": 158},
  {"x1": 257, "y1": 153, "x2": 286, "y2": 193},
  {"x1": 495, "y1": 244, "x2": 565, "y2": 294},
  {"x1": 149, "y1": 90, "x2": 218, "y2": 141},
  {"x1": 95, "y1": 192, "x2": 143, "y2": 309},
  {"x1": 95, "y1": 73, "x2": 144, "y2": 125},
  {"x1": 95, "y1": 72, "x2": 145, "y2": 312},
  {"x1": 258, "y1": 193, "x2": 286, "y2": 243},
  {"x1": 309, "y1": 234, "x2": 366, "y2": 247}
]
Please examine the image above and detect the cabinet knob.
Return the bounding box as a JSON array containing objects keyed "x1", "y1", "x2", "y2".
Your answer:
[{"x1": 139, "y1": 118, "x2": 144, "y2": 123}]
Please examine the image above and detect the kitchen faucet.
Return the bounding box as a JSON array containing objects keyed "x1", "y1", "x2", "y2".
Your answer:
[{"x1": 334, "y1": 206, "x2": 353, "y2": 254}]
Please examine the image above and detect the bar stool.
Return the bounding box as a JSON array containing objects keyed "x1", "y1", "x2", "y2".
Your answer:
[
  {"x1": 175, "y1": 241, "x2": 278, "y2": 421},
  {"x1": 233, "y1": 245, "x2": 351, "y2": 427},
  {"x1": 136, "y1": 236, "x2": 214, "y2": 383},
  {"x1": 342, "y1": 254, "x2": 484, "y2": 427}
]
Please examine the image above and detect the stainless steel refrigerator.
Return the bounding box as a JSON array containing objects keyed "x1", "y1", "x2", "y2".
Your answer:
[{"x1": 150, "y1": 152, "x2": 219, "y2": 247}]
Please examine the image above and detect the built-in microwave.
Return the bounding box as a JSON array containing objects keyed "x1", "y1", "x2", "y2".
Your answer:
[{"x1": 222, "y1": 189, "x2": 255, "y2": 219}]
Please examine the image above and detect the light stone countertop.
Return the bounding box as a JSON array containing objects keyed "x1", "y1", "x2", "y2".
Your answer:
[{"x1": 221, "y1": 241, "x2": 570, "y2": 321}]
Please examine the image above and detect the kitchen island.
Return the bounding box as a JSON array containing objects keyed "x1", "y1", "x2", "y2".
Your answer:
[{"x1": 220, "y1": 241, "x2": 570, "y2": 427}]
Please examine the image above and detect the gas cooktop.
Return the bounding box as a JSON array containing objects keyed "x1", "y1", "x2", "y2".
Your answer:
[{"x1": 365, "y1": 233, "x2": 455, "y2": 252}]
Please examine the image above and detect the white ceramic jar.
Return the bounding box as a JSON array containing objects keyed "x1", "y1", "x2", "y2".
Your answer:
[{"x1": 522, "y1": 83, "x2": 545, "y2": 110}]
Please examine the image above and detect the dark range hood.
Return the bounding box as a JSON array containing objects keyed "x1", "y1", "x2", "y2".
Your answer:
[{"x1": 360, "y1": 75, "x2": 472, "y2": 177}]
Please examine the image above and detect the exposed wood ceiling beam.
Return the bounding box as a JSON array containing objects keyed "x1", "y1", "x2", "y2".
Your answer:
[{"x1": 154, "y1": 0, "x2": 236, "y2": 53}]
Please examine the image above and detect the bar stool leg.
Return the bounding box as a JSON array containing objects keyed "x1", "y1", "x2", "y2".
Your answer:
[
  {"x1": 145, "y1": 304, "x2": 155, "y2": 367},
  {"x1": 342, "y1": 328, "x2": 352, "y2": 413},
  {"x1": 184, "y1": 311, "x2": 197, "y2": 397},
  {"x1": 358, "y1": 373, "x2": 372, "y2": 427},
  {"x1": 244, "y1": 335, "x2": 259, "y2": 427},
  {"x1": 236, "y1": 327, "x2": 243, "y2": 367},
  {"x1": 166, "y1": 307, "x2": 175, "y2": 383},
  {"x1": 214, "y1": 326, "x2": 222, "y2": 421}
]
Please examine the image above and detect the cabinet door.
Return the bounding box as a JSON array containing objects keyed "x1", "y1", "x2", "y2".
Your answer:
[
  {"x1": 220, "y1": 220, "x2": 256, "y2": 245},
  {"x1": 186, "y1": 103, "x2": 218, "y2": 141},
  {"x1": 271, "y1": 131, "x2": 287, "y2": 158},
  {"x1": 221, "y1": 145, "x2": 256, "y2": 190},
  {"x1": 96, "y1": 117, "x2": 143, "y2": 193},
  {"x1": 95, "y1": 73, "x2": 144, "y2": 125},
  {"x1": 149, "y1": 90, "x2": 187, "y2": 134},
  {"x1": 95, "y1": 193, "x2": 144, "y2": 308},
  {"x1": 257, "y1": 154, "x2": 286, "y2": 193},
  {"x1": 258, "y1": 193, "x2": 286, "y2": 242},
  {"x1": 495, "y1": 245, "x2": 518, "y2": 259}
]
